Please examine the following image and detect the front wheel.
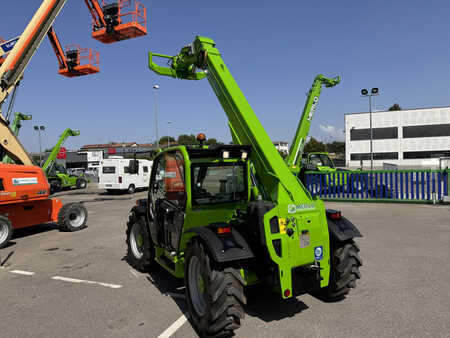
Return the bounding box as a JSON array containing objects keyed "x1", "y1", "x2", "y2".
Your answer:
[
  {"x1": 0, "y1": 215, "x2": 13, "y2": 249},
  {"x1": 315, "y1": 239, "x2": 362, "y2": 301},
  {"x1": 185, "y1": 240, "x2": 245, "y2": 337},
  {"x1": 58, "y1": 203, "x2": 88, "y2": 232},
  {"x1": 126, "y1": 213, "x2": 154, "y2": 272}
]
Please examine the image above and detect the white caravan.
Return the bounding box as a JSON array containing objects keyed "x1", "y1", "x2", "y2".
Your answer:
[{"x1": 98, "y1": 157, "x2": 153, "y2": 193}]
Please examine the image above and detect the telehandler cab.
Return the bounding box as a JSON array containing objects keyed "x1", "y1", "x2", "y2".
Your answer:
[{"x1": 126, "y1": 36, "x2": 362, "y2": 337}]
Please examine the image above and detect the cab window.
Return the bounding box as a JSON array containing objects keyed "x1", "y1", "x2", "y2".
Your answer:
[{"x1": 151, "y1": 151, "x2": 186, "y2": 208}]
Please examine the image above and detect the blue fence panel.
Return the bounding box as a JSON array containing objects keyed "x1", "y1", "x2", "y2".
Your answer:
[{"x1": 304, "y1": 169, "x2": 448, "y2": 202}]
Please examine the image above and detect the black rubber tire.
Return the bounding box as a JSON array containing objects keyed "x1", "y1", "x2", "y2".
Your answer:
[
  {"x1": 127, "y1": 184, "x2": 136, "y2": 194},
  {"x1": 185, "y1": 240, "x2": 245, "y2": 338},
  {"x1": 76, "y1": 178, "x2": 87, "y2": 189},
  {"x1": 0, "y1": 215, "x2": 13, "y2": 249},
  {"x1": 316, "y1": 239, "x2": 362, "y2": 301},
  {"x1": 57, "y1": 202, "x2": 88, "y2": 232},
  {"x1": 125, "y1": 213, "x2": 154, "y2": 272},
  {"x1": 50, "y1": 180, "x2": 62, "y2": 194}
]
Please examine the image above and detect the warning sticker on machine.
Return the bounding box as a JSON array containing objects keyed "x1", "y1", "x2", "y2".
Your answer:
[
  {"x1": 300, "y1": 231, "x2": 310, "y2": 248},
  {"x1": 12, "y1": 177, "x2": 38, "y2": 186}
]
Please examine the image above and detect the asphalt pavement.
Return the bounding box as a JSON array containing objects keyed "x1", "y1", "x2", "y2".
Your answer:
[{"x1": 0, "y1": 185, "x2": 449, "y2": 337}]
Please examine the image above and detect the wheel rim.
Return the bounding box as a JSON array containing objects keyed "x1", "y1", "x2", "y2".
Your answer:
[
  {"x1": 0, "y1": 222, "x2": 9, "y2": 244},
  {"x1": 67, "y1": 207, "x2": 86, "y2": 228},
  {"x1": 80, "y1": 180, "x2": 86, "y2": 188},
  {"x1": 130, "y1": 222, "x2": 144, "y2": 259},
  {"x1": 129, "y1": 185, "x2": 135, "y2": 193},
  {"x1": 188, "y1": 256, "x2": 207, "y2": 316}
]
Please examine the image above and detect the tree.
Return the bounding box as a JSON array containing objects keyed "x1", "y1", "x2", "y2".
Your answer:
[
  {"x1": 177, "y1": 134, "x2": 197, "y2": 145},
  {"x1": 326, "y1": 141, "x2": 345, "y2": 155},
  {"x1": 388, "y1": 103, "x2": 402, "y2": 111},
  {"x1": 159, "y1": 136, "x2": 175, "y2": 146},
  {"x1": 205, "y1": 138, "x2": 222, "y2": 146},
  {"x1": 304, "y1": 137, "x2": 326, "y2": 153}
]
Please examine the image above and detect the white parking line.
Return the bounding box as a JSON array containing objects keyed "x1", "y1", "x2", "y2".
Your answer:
[
  {"x1": 158, "y1": 314, "x2": 188, "y2": 338},
  {"x1": 52, "y1": 276, "x2": 122, "y2": 289},
  {"x1": 10, "y1": 270, "x2": 35, "y2": 276}
]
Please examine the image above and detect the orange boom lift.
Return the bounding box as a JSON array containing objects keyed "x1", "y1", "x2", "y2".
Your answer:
[
  {"x1": 84, "y1": 0, "x2": 147, "y2": 44},
  {"x1": 0, "y1": 0, "x2": 147, "y2": 248},
  {"x1": 47, "y1": 27, "x2": 99, "y2": 77}
]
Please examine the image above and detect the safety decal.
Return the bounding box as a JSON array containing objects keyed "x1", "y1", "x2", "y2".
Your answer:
[
  {"x1": 314, "y1": 246, "x2": 323, "y2": 261},
  {"x1": 300, "y1": 230, "x2": 310, "y2": 248},
  {"x1": 12, "y1": 177, "x2": 38, "y2": 186},
  {"x1": 278, "y1": 218, "x2": 287, "y2": 234},
  {"x1": 288, "y1": 203, "x2": 315, "y2": 213}
]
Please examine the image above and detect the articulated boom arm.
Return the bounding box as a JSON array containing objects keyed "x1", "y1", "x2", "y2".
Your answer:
[
  {"x1": 286, "y1": 74, "x2": 340, "y2": 169},
  {"x1": 148, "y1": 36, "x2": 311, "y2": 204},
  {"x1": 47, "y1": 27, "x2": 68, "y2": 71},
  {"x1": 84, "y1": 0, "x2": 107, "y2": 30},
  {"x1": 42, "y1": 128, "x2": 80, "y2": 173}
]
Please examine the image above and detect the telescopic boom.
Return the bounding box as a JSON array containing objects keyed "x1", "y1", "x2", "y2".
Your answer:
[{"x1": 286, "y1": 75, "x2": 340, "y2": 169}]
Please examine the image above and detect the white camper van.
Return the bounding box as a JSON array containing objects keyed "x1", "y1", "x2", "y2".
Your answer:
[{"x1": 98, "y1": 157, "x2": 153, "y2": 193}]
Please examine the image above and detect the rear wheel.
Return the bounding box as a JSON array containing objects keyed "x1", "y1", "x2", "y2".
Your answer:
[
  {"x1": 316, "y1": 239, "x2": 362, "y2": 301},
  {"x1": 127, "y1": 184, "x2": 136, "y2": 194},
  {"x1": 185, "y1": 240, "x2": 245, "y2": 337},
  {"x1": 76, "y1": 178, "x2": 87, "y2": 189},
  {"x1": 0, "y1": 215, "x2": 12, "y2": 249},
  {"x1": 126, "y1": 213, "x2": 154, "y2": 272},
  {"x1": 58, "y1": 203, "x2": 88, "y2": 232}
]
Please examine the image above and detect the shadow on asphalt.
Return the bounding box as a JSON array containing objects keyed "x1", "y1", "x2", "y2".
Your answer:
[
  {"x1": 244, "y1": 285, "x2": 309, "y2": 322},
  {"x1": 12, "y1": 223, "x2": 59, "y2": 240},
  {"x1": 79, "y1": 197, "x2": 133, "y2": 204}
]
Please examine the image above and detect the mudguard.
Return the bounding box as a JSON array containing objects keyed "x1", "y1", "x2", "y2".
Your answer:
[
  {"x1": 326, "y1": 209, "x2": 362, "y2": 242},
  {"x1": 187, "y1": 226, "x2": 254, "y2": 263}
]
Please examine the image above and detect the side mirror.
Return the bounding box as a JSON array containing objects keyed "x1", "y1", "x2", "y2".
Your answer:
[{"x1": 129, "y1": 160, "x2": 139, "y2": 174}]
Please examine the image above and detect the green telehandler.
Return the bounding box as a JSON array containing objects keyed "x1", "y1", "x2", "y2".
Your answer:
[
  {"x1": 42, "y1": 128, "x2": 89, "y2": 193},
  {"x1": 2, "y1": 112, "x2": 32, "y2": 163},
  {"x1": 126, "y1": 36, "x2": 362, "y2": 337}
]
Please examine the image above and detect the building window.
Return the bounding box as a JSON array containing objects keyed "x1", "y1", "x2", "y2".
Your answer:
[
  {"x1": 350, "y1": 152, "x2": 398, "y2": 161},
  {"x1": 403, "y1": 124, "x2": 450, "y2": 138},
  {"x1": 403, "y1": 150, "x2": 450, "y2": 159},
  {"x1": 350, "y1": 127, "x2": 398, "y2": 141}
]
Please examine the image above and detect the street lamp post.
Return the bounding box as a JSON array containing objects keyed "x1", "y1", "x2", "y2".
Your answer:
[
  {"x1": 167, "y1": 121, "x2": 172, "y2": 148},
  {"x1": 361, "y1": 88, "x2": 379, "y2": 170},
  {"x1": 153, "y1": 84, "x2": 160, "y2": 149},
  {"x1": 34, "y1": 125, "x2": 45, "y2": 165}
]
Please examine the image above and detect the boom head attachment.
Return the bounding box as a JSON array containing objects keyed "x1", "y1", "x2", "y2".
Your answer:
[
  {"x1": 66, "y1": 129, "x2": 81, "y2": 137},
  {"x1": 148, "y1": 50, "x2": 207, "y2": 81},
  {"x1": 15, "y1": 112, "x2": 33, "y2": 121},
  {"x1": 318, "y1": 74, "x2": 340, "y2": 88}
]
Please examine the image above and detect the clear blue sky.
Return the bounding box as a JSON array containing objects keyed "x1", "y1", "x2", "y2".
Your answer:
[{"x1": 2, "y1": 1, "x2": 450, "y2": 152}]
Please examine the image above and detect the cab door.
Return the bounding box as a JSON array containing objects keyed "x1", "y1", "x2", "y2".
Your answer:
[{"x1": 148, "y1": 151, "x2": 186, "y2": 252}]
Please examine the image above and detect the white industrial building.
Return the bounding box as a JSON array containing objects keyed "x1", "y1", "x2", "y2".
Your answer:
[{"x1": 345, "y1": 106, "x2": 450, "y2": 168}]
